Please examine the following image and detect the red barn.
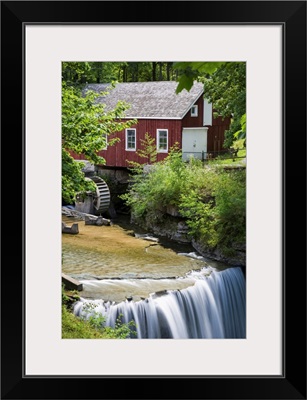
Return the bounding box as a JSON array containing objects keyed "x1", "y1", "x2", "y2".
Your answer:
[{"x1": 74, "y1": 81, "x2": 230, "y2": 168}]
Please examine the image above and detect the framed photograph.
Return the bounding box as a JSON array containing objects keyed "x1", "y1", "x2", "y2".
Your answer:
[{"x1": 1, "y1": 1, "x2": 306, "y2": 399}]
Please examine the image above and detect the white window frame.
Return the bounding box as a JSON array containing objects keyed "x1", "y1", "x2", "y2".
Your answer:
[
  {"x1": 191, "y1": 105, "x2": 198, "y2": 117},
  {"x1": 125, "y1": 128, "x2": 136, "y2": 151},
  {"x1": 156, "y1": 129, "x2": 168, "y2": 153}
]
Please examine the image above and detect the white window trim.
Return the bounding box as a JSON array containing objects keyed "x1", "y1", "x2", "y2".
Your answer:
[
  {"x1": 203, "y1": 99, "x2": 212, "y2": 126},
  {"x1": 125, "y1": 128, "x2": 136, "y2": 151},
  {"x1": 156, "y1": 129, "x2": 168, "y2": 153},
  {"x1": 191, "y1": 105, "x2": 198, "y2": 117}
]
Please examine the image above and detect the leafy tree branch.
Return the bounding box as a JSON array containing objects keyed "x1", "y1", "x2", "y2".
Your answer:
[
  {"x1": 62, "y1": 82, "x2": 137, "y2": 203},
  {"x1": 173, "y1": 62, "x2": 246, "y2": 148}
]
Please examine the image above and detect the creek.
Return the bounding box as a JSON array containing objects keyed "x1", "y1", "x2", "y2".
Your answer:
[{"x1": 62, "y1": 214, "x2": 246, "y2": 339}]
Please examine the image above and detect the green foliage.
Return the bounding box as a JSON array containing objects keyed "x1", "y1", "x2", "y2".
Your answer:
[
  {"x1": 173, "y1": 62, "x2": 225, "y2": 93},
  {"x1": 62, "y1": 61, "x2": 178, "y2": 85},
  {"x1": 62, "y1": 148, "x2": 96, "y2": 204},
  {"x1": 233, "y1": 113, "x2": 247, "y2": 144},
  {"x1": 62, "y1": 305, "x2": 108, "y2": 339},
  {"x1": 61, "y1": 81, "x2": 137, "y2": 203},
  {"x1": 62, "y1": 82, "x2": 136, "y2": 164},
  {"x1": 126, "y1": 132, "x2": 157, "y2": 171},
  {"x1": 80, "y1": 302, "x2": 106, "y2": 330},
  {"x1": 103, "y1": 315, "x2": 137, "y2": 339},
  {"x1": 118, "y1": 61, "x2": 177, "y2": 82},
  {"x1": 201, "y1": 63, "x2": 246, "y2": 147},
  {"x1": 122, "y1": 153, "x2": 246, "y2": 255},
  {"x1": 213, "y1": 170, "x2": 246, "y2": 249},
  {"x1": 62, "y1": 295, "x2": 137, "y2": 339},
  {"x1": 231, "y1": 138, "x2": 245, "y2": 152},
  {"x1": 79, "y1": 302, "x2": 137, "y2": 339},
  {"x1": 121, "y1": 145, "x2": 185, "y2": 224},
  {"x1": 173, "y1": 62, "x2": 246, "y2": 148},
  {"x1": 62, "y1": 284, "x2": 70, "y2": 305},
  {"x1": 136, "y1": 132, "x2": 157, "y2": 164},
  {"x1": 61, "y1": 263, "x2": 136, "y2": 340},
  {"x1": 180, "y1": 166, "x2": 246, "y2": 253},
  {"x1": 62, "y1": 284, "x2": 81, "y2": 311},
  {"x1": 237, "y1": 148, "x2": 246, "y2": 158},
  {"x1": 62, "y1": 62, "x2": 92, "y2": 85}
]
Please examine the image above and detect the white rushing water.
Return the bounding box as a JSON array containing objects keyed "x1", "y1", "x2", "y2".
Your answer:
[{"x1": 73, "y1": 267, "x2": 246, "y2": 339}]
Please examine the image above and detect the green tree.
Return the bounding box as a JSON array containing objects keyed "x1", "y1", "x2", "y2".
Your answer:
[
  {"x1": 87, "y1": 62, "x2": 121, "y2": 83},
  {"x1": 63, "y1": 62, "x2": 178, "y2": 85},
  {"x1": 173, "y1": 62, "x2": 246, "y2": 148},
  {"x1": 179, "y1": 165, "x2": 246, "y2": 254},
  {"x1": 62, "y1": 62, "x2": 92, "y2": 85},
  {"x1": 201, "y1": 63, "x2": 246, "y2": 147},
  {"x1": 126, "y1": 132, "x2": 158, "y2": 171},
  {"x1": 62, "y1": 82, "x2": 137, "y2": 203},
  {"x1": 62, "y1": 62, "x2": 123, "y2": 85},
  {"x1": 114, "y1": 62, "x2": 177, "y2": 82}
]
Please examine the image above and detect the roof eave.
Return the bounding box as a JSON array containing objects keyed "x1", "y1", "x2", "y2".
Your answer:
[
  {"x1": 121, "y1": 116, "x2": 182, "y2": 120},
  {"x1": 180, "y1": 90, "x2": 204, "y2": 119}
]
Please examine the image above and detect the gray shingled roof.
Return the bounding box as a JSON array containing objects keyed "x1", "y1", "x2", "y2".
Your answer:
[{"x1": 84, "y1": 81, "x2": 204, "y2": 119}]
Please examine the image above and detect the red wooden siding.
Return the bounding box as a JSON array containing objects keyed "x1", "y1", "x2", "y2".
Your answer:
[
  {"x1": 182, "y1": 97, "x2": 231, "y2": 155},
  {"x1": 69, "y1": 151, "x2": 83, "y2": 160},
  {"x1": 182, "y1": 96, "x2": 204, "y2": 128},
  {"x1": 98, "y1": 119, "x2": 183, "y2": 167},
  {"x1": 207, "y1": 115, "x2": 231, "y2": 154},
  {"x1": 68, "y1": 101, "x2": 231, "y2": 167}
]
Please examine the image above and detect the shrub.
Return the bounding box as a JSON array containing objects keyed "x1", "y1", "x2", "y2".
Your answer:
[{"x1": 122, "y1": 150, "x2": 246, "y2": 256}]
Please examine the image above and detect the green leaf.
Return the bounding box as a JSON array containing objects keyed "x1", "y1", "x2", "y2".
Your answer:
[
  {"x1": 175, "y1": 75, "x2": 194, "y2": 93},
  {"x1": 173, "y1": 62, "x2": 226, "y2": 93}
]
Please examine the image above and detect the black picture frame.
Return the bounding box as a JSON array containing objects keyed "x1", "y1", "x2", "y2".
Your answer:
[{"x1": 1, "y1": 1, "x2": 306, "y2": 399}]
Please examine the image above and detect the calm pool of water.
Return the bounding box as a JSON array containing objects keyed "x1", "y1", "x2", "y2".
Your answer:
[{"x1": 62, "y1": 215, "x2": 228, "y2": 302}]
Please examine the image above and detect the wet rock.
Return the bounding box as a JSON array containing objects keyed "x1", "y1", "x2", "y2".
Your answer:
[
  {"x1": 85, "y1": 215, "x2": 111, "y2": 226},
  {"x1": 153, "y1": 290, "x2": 168, "y2": 297},
  {"x1": 135, "y1": 233, "x2": 159, "y2": 242},
  {"x1": 171, "y1": 221, "x2": 191, "y2": 243},
  {"x1": 192, "y1": 239, "x2": 246, "y2": 267},
  {"x1": 62, "y1": 222, "x2": 79, "y2": 234}
]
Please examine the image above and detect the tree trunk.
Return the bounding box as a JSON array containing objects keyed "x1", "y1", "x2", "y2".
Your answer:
[
  {"x1": 158, "y1": 62, "x2": 163, "y2": 80},
  {"x1": 167, "y1": 62, "x2": 172, "y2": 80},
  {"x1": 123, "y1": 65, "x2": 127, "y2": 82},
  {"x1": 152, "y1": 62, "x2": 157, "y2": 81}
]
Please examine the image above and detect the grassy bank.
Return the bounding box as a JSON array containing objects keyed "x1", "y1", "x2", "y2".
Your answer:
[
  {"x1": 62, "y1": 304, "x2": 108, "y2": 339},
  {"x1": 62, "y1": 288, "x2": 136, "y2": 339}
]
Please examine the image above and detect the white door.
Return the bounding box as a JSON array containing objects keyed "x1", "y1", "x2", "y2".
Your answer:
[{"x1": 182, "y1": 128, "x2": 208, "y2": 161}]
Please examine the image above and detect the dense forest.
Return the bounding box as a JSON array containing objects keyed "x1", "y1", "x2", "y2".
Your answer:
[{"x1": 62, "y1": 61, "x2": 179, "y2": 85}]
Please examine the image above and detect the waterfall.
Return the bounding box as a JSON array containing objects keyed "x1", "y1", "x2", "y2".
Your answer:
[{"x1": 73, "y1": 267, "x2": 246, "y2": 339}]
